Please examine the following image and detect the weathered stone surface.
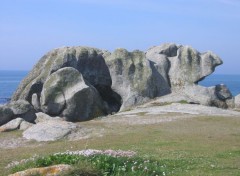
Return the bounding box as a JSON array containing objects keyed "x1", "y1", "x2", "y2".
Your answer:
[
  {"x1": 35, "y1": 112, "x2": 55, "y2": 123},
  {"x1": 235, "y1": 94, "x2": 240, "y2": 109},
  {"x1": 0, "y1": 105, "x2": 14, "y2": 126},
  {"x1": 168, "y1": 46, "x2": 222, "y2": 88},
  {"x1": 146, "y1": 44, "x2": 223, "y2": 89},
  {"x1": 152, "y1": 84, "x2": 232, "y2": 109},
  {"x1": 146, "y1": 46, "x2": 172, "y2": 96},
  {"x1": 31, "y1": 93, "x2": 41, "y2": 111},
  {"x1": 11, "y1": 47, "x2": 109, "y2": 101},
  {"x1": 23, "y1": 119, "x2": 77, "y2": 141},
  {"x1": 19, "y1": 120, "x2": 34, "y2": 130},
  {"x1": 148, "y1": 43, "x2": 179, "y2": 57},
  {"x1": 9, "y1": 164, "x2": 72, "y2": 176},
  {"x1": 41, "y1": 67, "x2": 106, "y2": 121},
  {"x1": 215, "y1": 84, "x2": 232, "y2": 100},
  {"x1": 181, "y1": 85, "x2": 227, "y2": 108},
  {"x1": 0, "y1": 118, "x2": 23, "y2": 132},
  {"x1": 9, "y1": 43, "x2": 230, "y2": 122},
  {"x1": 9, "y1": 100, "x2": 36, "y2": 122},
  {"x1": 105, "y1": 49, "x2": 166, "y2": 110},
  {"x1": 0, "y1": 118, "x2": 34, "y2": 132},
  {"x1": 147, "y1": 92, "x2": 196, "y2": 105}
]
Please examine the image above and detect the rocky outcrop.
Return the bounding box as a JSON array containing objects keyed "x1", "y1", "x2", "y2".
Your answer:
[
  {"x1": 11, "y1": 47, "x2": 117, "y2": 121},
  {"x1": 146, "y1": 44, "x2": 232, "y2": 108},
  {"x1": 9, "y1": 43, "x2": 236, "y2": 123},
  {"x1": 146, "y1": 44, "x2": 222, "y2": 88},
  {"x1": 105, "y1": 49, "x2": 168, "y2": 110},
  {"x1": 40, "y1": 67, "x2": 106, "y2": 121},
  {"x1": 179, "y1": 85, "x2": 231, "y2": 108}
]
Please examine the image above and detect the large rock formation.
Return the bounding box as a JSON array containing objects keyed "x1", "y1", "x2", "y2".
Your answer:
[
  {"x1": 8, "y1": 43, "x2": 234, "y2": 123},
  {"x1": 105, "y1": 49, "x2": 168, "y2": 110},
  {"x1": 40, "y1": 67, "x2": 106, "y2": 121}
]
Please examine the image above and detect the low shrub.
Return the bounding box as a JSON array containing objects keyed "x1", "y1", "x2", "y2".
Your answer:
[{"x1": 10, "y1": 152, "x2": 167, "y2": 176}]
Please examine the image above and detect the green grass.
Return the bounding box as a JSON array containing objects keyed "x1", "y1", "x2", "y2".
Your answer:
[
  {"x1": 150, "y1": 100, "x2": 188, "y2": 107},
  {"x1": 1, "y1": 115, "x2": 240, "y2": 175},
  {"x1": 11, "y1": 154, "x2": 168, "y2": 176}
]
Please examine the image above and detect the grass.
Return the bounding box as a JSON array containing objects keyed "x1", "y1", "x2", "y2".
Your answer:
[
  {"x1": 150, "y1": 100, "x2": 188, "y2": 107},
  {"x1": 1, "y1": 115, "x2": 240, "y2": 175},
  {"x1": 10, "y1": 154, "x2": 168, "y2": 176}
]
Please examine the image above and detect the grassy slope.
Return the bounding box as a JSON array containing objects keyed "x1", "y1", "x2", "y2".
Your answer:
[{"x1": 0, "y1": 115, "x2": 240, "y2": 176}]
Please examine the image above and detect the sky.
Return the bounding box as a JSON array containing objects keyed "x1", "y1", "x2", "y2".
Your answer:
[{"x1": 0, "y1": 0, "x2": 240, "y2": 74}]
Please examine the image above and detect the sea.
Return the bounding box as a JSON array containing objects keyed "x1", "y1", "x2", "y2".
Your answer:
[
  {"x1": 0, "y1": 71, "x2": 239, "y2": 105},
  {"x1": 0, "y1": 71, "x2": 29, "y2": 104}
]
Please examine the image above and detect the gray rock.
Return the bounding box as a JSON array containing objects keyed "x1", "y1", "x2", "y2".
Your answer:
[
  {"x1": 23, "y1": 120, "x2": 77, "y2": 141},
  {"x1": 0, "y1": 118, "x2": 23, "y2": 132},
  {"x1": 148, "y1": 92, "x2": 196, "y2": 105},
  {"x1": 146, "y1": 47, "x2": 172, "y2": 96},
  {"x1": 19, "y1": 121, "x2": 34, "y2": 130},
  {"x1": 0, "y1": 100, "x2": 36, "y2": 127},
  {"x1": 145, "y1": 44, "x2": 228, "y2": 108},
  {"x1": 0, "y1": 105, "x2": 14, "y2": 126},
  {"x1": 9, "y1": 43, "x2": 228, "y2": 122},
  {"x1": 235, "y1": 94, "x2": 240, "y2": 109},
  {"x1": 12, "y1": 47, "x2": 114, "y2": 120},
  {"x1": 146, "y1": 44, "x2": 223, "y2": 89},
  {"x1": 226, "y1": 98, "x2": 235, "y2": 109},
  {"x1": 11, "y1": 47, "x2": 110, "y2": 102},
  {"x1": 180, "y1": 85, "x2": 228, "y2": 108},
  {"x1": 147, "y1": 43, "x2": 179, "y2": 57},
  {"x1": 40, "y1": 67, "x2": 106, "y2": 121},
  {"x1": 35, "y1": 112, "x2": 55, "y2": 123},
  {"x1": 31, "y1": 93, "x2": 41, "y2": 111},
  {"x1": 215, "y1": 84, "x2": 232, "y2": 100},
  {"x1": 105, "y1": 49, "x2": 166, "y2": 110},
  {"x1": 9, "y1": 100, "x2": 36, "y2": 122},
  {"x1": 168, "y1": 46, "x2": 222, "y2": 88}
]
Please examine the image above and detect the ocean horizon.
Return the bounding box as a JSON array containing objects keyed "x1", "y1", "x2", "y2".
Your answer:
[{"x1": 0, "y1": 70, "x2": 239, "y2": 105}]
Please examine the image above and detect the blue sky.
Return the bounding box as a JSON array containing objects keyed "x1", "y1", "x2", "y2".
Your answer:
[{"x1": 0, "y1": 0, "x2": 240, "y2": 74}]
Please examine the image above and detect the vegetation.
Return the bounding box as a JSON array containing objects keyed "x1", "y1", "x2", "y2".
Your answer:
[
  {"x1": 11, "y1": 154, "x2": 169, "y2": 176},
  {"x1": 1, "y1": 115, "x2": 240, "y2": 175}
]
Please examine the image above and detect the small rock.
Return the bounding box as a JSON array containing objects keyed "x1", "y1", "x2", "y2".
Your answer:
[
  {"x1": 9, "y1": 164, "x2": 72, "y2": 176},
  {"x1": 215, "y1": 84, "x2": 232, "y2": 100},
  {"x1": 235, "y1": 94, "x2": 240, "y2": 109},
  {"x1": 9, "y1": 100, "x2": 36, "y2": 122},
  {"x1": 23, "y1": 120, "x2": 77, "y2": 141},
  {"x1": 31, "y1": 93, "x2": 41, "y2": 111},
  {"x1": 0, "y1": 118, "x2": 23, "y2": 132},
  {"x1": 35, "y1": 112, "x2": 58, "y2": 123},
  {"x1": 19, "y1": 121, "x2": 34, "y2": 130},
  {"x1": 0, "y1": 105, "x2": 14, "y2": 126}
]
